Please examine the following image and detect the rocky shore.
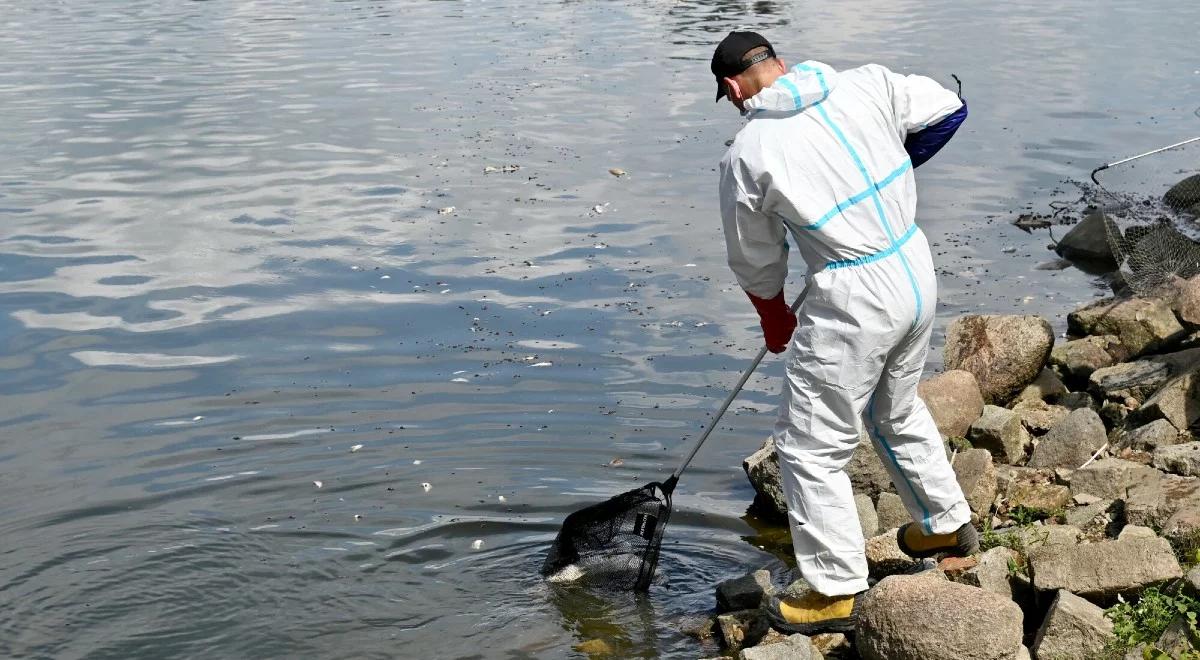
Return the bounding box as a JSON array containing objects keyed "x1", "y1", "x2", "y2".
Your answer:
[{"x1": 692, "y1": 274, "x2": 1200, "y2": 659}]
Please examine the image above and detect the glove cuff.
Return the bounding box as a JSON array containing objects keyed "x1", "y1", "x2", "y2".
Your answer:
[{"x1": 746, "y1": 289, "x2": 787, "y2": 319}]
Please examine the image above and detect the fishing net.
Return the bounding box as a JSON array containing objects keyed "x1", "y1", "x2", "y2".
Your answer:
[
  {"x1": 1091, "y1": 137, "x2": 1200, "y2": 297},
  {"x1": 541, "y1": 481, "x2": 673, "y2": 592}
]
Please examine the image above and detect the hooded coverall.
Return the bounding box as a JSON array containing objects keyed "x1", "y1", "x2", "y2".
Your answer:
[{"x1": 719, "y1": 60, "x2": 972, "y2": 596}]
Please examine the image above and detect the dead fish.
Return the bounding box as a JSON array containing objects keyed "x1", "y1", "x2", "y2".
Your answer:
[
  {"x1": 350, "y1": 444, "x2": 363, "y2": 452},
  {"x1": 484, "y1": 164, "x2": 521, "y2": 174},
  {"x1": 437, "y1": 206, "x2": 455, "y2": 215},
  {"x1": 608, "y1": 168, "x2": 627, "y2": 177},
  {"x1": 313, "y1": 480, "x2": 323, "y2": 489},
  {"x1": 1013, "y1": 213, "x2": 1052, "y2": 232}
]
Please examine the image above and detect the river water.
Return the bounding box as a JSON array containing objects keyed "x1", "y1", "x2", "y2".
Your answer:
[{"x1": 1, "y1": 1, "x2": 1197, "y2": 658}]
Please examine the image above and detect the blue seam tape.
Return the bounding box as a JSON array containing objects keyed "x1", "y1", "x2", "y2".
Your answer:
[
  {"x1": 867, "y1": 394, "x2": 934, "y2": 534},
  {"x1": 825, "y1": 222, "x2": 918, "y2": 270},
  {"x1": 799, "y1": 159, "x2": 911, "y2": 231}
]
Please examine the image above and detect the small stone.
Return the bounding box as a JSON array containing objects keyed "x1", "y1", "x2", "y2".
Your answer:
[
  {"x1": 717, "y1": 609, "x2": 769, "y2": 653},
  {"x1": 953, "y1": 449, "x2": 998, "y2": 516},
  {"x1": 1012, "y1": 368, "x2": 1068, "y2": 404},
  {"x1": 937, "y1": 555, "x2": 978, "y2": 579},
  {"x1": 1117, "y1": 525, "x2": 1159, "y2": 540},
  {"x1": 957, "y1": 547, "x2": 1018, "y2": 599},
  {"x1": 968, "y1": 405, "x2": 1032, "y2": 465},
  {"x1": 1050, "y1": 335, "x2": 1128, "y2": 386},
  {"x1": 856, "y1": 492, "x2": 880, "y2": 538},
  {"x1": 918, "y1": 370, "x2": 985, "y2": 438},
  {"x1": 865, "y1": 529, "x2": 916, "y2": 578},
  {"x1": 1028, "y1": 536, "x2": 1183, "y2": 601},
  {"x1": 856, "y1": 575, "x2": 1023, "y2": 660},
  {"x1": 738, "y1": 633, "x2": 821, "y2": 660},
  {"x1": 1027, "y1": 408, "x2": 1108, "y2": 470},
  {"x1": 1054, "y1": 207, "x2": 1118, "y2": 268},
  {"x1": 875, "y1": 492, "x2": 910, "y2": 532},
  {"x1": 810, "y1": 632, "x2": 849, "y2": 657},
  {"x1": 1011, "y1": 399, "x2": 1070, "y2": 435},
  {"x1": 943, "y1": 315, "x2": 1055, "y2": 405},
  {"x1": 1031, "y1": 590, "x2": 1115, "y2": 660},
  {"x1": 716, "y1": 569, "x2": 774, "y2": 613}
]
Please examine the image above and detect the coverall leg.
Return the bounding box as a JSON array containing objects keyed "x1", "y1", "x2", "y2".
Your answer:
[{"x1": 772, "y1": 239, "x2": 970, "y2": 597}]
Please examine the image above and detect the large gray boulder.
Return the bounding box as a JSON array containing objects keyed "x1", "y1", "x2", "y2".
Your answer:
[
  {"x1": 738, "y1": 633, "x2": 821, "y2": 660},
  {"x1": 1050, "y1": 335, "x2": 1128, "y2": 385},
  {"x1": 846, "y1": 433, "x2": 895, "y2": 500},
  {"x1": 1130, "y1": 369, "x2": 1200, "y2": 431},
  {"x1": 1164, "y1": 173, "x2": 1200, "y2": 211},
  {"x1": 865, "y1": 529, "x2": 916, "y2": 579},
  {"x1": 1069, "y1": 458, "x2": 1159, "y2": 500},
  {"x1": 1068, "y1": 296, "x2": 1185, "y2": 358},
  {"x1": 855, "y1": 575, "x2": 1023, "y2": 660},
  {"x1": 944, "y1": 315, "x2": 1055, "y2": 405},
  {"x1": 1027, "y1": 408, "x2": 1108, "y2": 470},
  {"x1": 918, "y1": 370, "x2": 986, "y2": 438},
  {"x1": 1173, "y1": 274, "x2": 1200, "y2": 330},
  {"x1": 856, "y1": 492, "x2": 880, "y2": 538},
  {"x1": 1152, "y1": 441, "x2": 1200, "y2": 477},
  {"x1": 953, "y1": 448, "x2": 998, "y2": 517},
  {"x1": 1054, "y1": 207, "x2": 1119, "y2": 269},
  {"x1": 1028, "y1": 536, "x2": 1183, "y2": 602},
  {"x1": 1125, "y1": 472, "x2": 1200, "y2": 540},
  {"x1": 968, "y1": 405, "x2": 1032, "y2": 465},
  {"x1": 1031, "y1": 590, "x2": 1115, "y2": 660},
  {"x1": 744, "y1": 437, "x2": 787, "y2": 519},
  {"x1": 875, "y1": 492, "x2": 910, "y2": 532}
]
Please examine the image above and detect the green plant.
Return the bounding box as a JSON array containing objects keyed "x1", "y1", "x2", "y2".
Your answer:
[
  {"x1": 1167, "y1": 525, "x2": 1200, "y2": 569},
  {"x1": 1104, "y1": 586, "x2": 1200, "y2": 652}
]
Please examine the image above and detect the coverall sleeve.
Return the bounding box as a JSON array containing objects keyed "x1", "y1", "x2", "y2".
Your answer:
[
  {"x1": 719, "y1": 155, "x2": 788, "y2": 299},
  {"x1": 881, "y1": 67, "x2": 964, "y2": 134}
]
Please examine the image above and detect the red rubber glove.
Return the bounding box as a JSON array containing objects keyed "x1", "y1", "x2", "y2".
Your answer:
[{"x1": 746, "y1": 289, "x2": 797, "y2": 353}]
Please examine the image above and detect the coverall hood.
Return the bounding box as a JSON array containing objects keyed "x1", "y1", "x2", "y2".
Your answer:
[{"x1": 742, "y1": 60, "x2": 838, "y2": 114}]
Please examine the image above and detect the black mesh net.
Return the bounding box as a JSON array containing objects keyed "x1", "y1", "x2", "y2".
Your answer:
[
  {"x1": 541, "y1": 482, "x2": 673, "y2": 592},
  {"x1": 1093, "y1": 140, "x2": 1200, "y2": 296}
]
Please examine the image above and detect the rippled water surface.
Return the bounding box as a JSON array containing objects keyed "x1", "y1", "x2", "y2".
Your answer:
[{"x1": 2, "y1": 1, "x2": 1198, "y2": 658}]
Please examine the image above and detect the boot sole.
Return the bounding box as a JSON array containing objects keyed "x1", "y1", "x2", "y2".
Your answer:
[{"x1": 763, "y1": 595, "x2": 857, "y2": 635}]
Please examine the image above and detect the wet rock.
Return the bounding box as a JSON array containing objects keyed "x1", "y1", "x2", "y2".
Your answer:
[
  {"x1": 968, "y1": 405, "x2": 1032, "y2": 465},
  {"x1": 1012, "y1": 368, "x2": 1068, "y2": 404},
  {"x1": 855, "y1": 575, "x2": 1023, "y2": 660},
  {"x1": 875, "y1": 492, "x2": 909, "y2": 532},
  {"x1": 1011, "y1": 399, "x2": 1070, "y2": 436},
  {"x1": 717, "y1": 609, "x2": 770, "y2": 653},
  {"x1": 953, "y1": 449, "x2": 997, "y2": 517},
  {"x1": 1152, "y1": 441, "x2": 1200, "y2": 477},
  {"x1": 1130, "y1": 369, "x2": 1200, "y2": 431},
  {"x1": 865, "y1": 529, "x2": 915, "y2": 578},
  {"x1": 1069, "y1": 458, "x2": 1159, "y2": 500},
  {"x1": 1068, "y1": 296, "x2": 1185, "y2": 358},
  {"x1": 1050, "y1": 335, "x2": 1127, "y2": 385},
  {"x1": 1030, "y1": 590, "x2": 1115, "y2": 660},
  {"x1": 1164, "y1": 173, "x2": 1200, "y2": 211},
  {"x1": 738, "y1": 633, "x2": 820, "y2": 660},
  {"x1": 1027, "y1": 408, "x2": 1108, "y2": 470},
  {"x1": 716, "y1": 569, "x2": 774, "y2": 613},
  {"x1": 918, "y1": 370, "x2": 985, "y2": 438},
  {"x1": 956, "y1": 547, "x2": 1018, "y2": 599},
  {"x1": 1054, "y1": 207, "x2": 1119, "y2": 269},
  {"x1": 743, "y1": 437, "x2": 787, "y2": 519},
  {"x1": 856, "y1": 493, "x2": 879, "y2": 538},
  {"x1": 1028, "y1": 536, "x2": 1183, "y2": 601},
  {"x1": 944, "y1": 314, "x2": 1054, "y2": 405},
  {"x1": 679, "y1": 614, "x2": 718, "y2": 640}
]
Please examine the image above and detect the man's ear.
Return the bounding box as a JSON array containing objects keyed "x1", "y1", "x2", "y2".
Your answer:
[
  {"x1": 722, "y1": 76, "x2": 742, "y2": 103},
  {"x1": 776, "y1": 57, "x2": 786, "y2": 72}
]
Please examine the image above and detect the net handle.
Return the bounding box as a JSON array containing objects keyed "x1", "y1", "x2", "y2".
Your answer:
[
  {"x1": 1091, "y1": 135, "x2": 1200, "y2": 185},
  {"x1": 662, "y1": 283, "x2": 809, "y2": 495}
]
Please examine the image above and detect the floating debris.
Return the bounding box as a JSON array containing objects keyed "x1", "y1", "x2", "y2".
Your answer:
[
  {"x1": 1002, "y1": 246, "x2": 1017, "y2": 254},
  {"x1": 1013, "y1": 213, "x2": 1052, "y2": 232},
  {"x1": 192, "y1": 415, "x2": 204, "y2": 421},
  {"x1": 380, "y1": 275, "x2": 390, "y2": 280},
  {"x1": 313, "y1": 480, "x2": 323, "y2": 489},
  {"x1": 608, "y1": 458, "x2": 624, "y2": 467},
  {"x1": 608, "y1": 168, "x2": 627, "y2": 177},
  {"x1": 484, "y1": 164, "x2": 520, "y2": 174},
  {"x1": 498, "y1": 495, "x2": 507, "y2": 503},
  {"x1": 471, "y1": 539, "x2": 484, "y2": 550},
  {"x1": 354, "y1": 514, "x2": 363, "y2": 521},
  {"x1": 350, "y1": 444, "x2": 363, "y2": 453},
  {"x1": 593, "y1": 242, "x2": 608, "y2": 249},
  {"x1": 421, "y1": 482, "x2": 432, "y2": 492},
  {"x1": 437, "y1": 206, "x2": 455, "y2": 215},
  {"x1": 591, "y1": 203, "x2": 609, "y2": 214},
  {"x1": 529, "y1": 361, "x2": 553, "y2": 367},
  {"x1": 413, "y1": 459, "x2": 422, "y2": 465}
]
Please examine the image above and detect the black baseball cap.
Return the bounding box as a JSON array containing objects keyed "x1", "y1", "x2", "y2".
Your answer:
[{"x1": 711, "y1": 31, "x2": 775, "y2": 102}]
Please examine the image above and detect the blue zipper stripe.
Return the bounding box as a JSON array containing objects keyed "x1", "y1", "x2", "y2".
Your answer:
[
  {"x1": 826, "y1": 223, "x2": 918, "y2": 270},
  {"x1": 799, "y1": 159, "x2": 911, "y2": 231}
]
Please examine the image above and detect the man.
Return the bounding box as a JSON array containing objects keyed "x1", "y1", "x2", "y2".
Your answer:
[{"x1": 712, "y1": 31, "x2": 976, "y2": 634}]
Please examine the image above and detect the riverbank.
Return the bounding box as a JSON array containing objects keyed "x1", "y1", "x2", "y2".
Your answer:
[{"x1": 693, "y1": 274, "x2": 1200, "y2": 659}]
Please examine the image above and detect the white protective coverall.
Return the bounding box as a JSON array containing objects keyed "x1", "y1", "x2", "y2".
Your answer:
[{"x1": 719, "y1": 60, "x2": 972, "y2": 596}]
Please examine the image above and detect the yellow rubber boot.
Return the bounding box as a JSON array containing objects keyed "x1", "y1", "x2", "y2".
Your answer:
[
  {"x1": 896, "y1": 522, "x2": 979, "y2": 558},
  {"x1": 764, "y1": 590, "x2": 859, "y2": 634}
]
